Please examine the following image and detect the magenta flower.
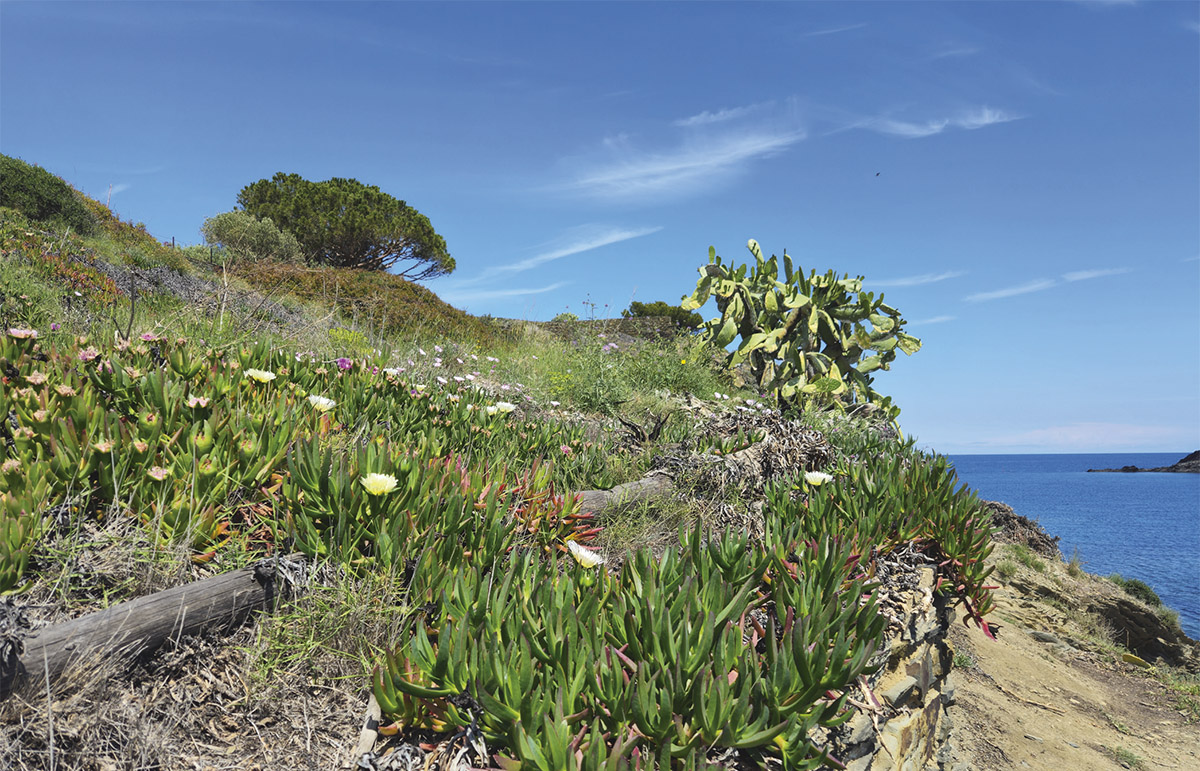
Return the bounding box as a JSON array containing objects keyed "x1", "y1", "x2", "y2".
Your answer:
[
  {"x1": 336, "y1": 357, "x2": 353, "y2": 370},
  {"x1": 50, "y1": 323, "x2": 60, "y2": 332}
]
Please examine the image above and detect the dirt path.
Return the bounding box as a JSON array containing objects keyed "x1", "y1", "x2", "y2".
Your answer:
[{"x1": 941, "y1": 552, "x2": 1200, "y2": 770}]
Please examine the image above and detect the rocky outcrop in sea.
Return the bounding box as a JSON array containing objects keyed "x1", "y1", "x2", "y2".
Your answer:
[{"x1": 1087, "y1": 450, "x2": 1199, "y2": 473}]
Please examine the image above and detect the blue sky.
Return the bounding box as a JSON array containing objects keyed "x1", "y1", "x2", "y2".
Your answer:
[{"x1": 2, "y1": 1, "x2": 1197, "y2": 454}]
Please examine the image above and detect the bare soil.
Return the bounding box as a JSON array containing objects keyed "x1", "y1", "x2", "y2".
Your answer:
[{"x1": 943, "y1": 548, "x2": 1200, "y2": 771}]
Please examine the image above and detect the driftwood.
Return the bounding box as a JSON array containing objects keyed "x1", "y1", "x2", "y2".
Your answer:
[
  {"x1": 575, "y1": 473, "x2": 675, "y2": 517},
  {"x1": 0, "y1": 554, "x2": 302, "y2": 700}
]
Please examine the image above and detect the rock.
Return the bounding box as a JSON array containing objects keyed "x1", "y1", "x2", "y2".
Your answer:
[
  {"x1": 1028, "y1": 630, "x2": 1062, "y2": 644},
  {"x1": 1087, "y1": 593, "x2": 1200, "y2": 669},
  {"x1": 982, "y1": 501, "x2": 1061, "y2": 557},
  {"x1": 881, "y1": 675, "x2": 920, "y2": 708}
]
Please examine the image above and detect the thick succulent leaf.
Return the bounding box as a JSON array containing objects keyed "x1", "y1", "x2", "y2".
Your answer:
[
  {"x1": 801, "y1": 377, "x2": 842, "y2": 394},
  {"x1": 715, "y1": 317, "x2": 738, "y2": 348},
  {"x1": 854, "y1": 356, "x2": 884, "y2": 374},
  {"x1": 897, "y1": 333, "x2": 922, "y2": 355},
  {"x1": 868, "y1": 313, "x2": 896, "y2": 333},
  {"x1": 782, "y1": 291, "x2": 811, "y2": 309},
  {"x1": 865, "y1": 337, "x2": 898, "y2": 352}
]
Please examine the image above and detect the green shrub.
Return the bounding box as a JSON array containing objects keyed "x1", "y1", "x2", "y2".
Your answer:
[
  {"x1": 0, "y1": 155, "x2": 98, "y2": 236},
  {"x1": 201, "y1": 210, "x2": 304, "y2": 265},
  {"x1": 551, "y1": 311, "x2": 578, "y2": 323},
  {"x1": 1108, "y1": 573, "x2": 1162, "y2": 607},
  {"x1": 231, "y1": 260, "x2": 509, "y2": 348},
  {"x1": 622, "y1": 299, "x2": 702, "y2": 329}
]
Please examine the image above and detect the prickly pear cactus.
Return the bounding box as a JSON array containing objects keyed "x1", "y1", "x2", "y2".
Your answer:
[{"x1": 682, "y1": 239, "x2": 921, "y2": 416}]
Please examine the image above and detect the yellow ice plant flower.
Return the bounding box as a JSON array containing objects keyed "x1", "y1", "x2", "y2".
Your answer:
[
  {"x1": 567, "y1": 540, "x2": 605, "y2": 568},
  {"x1": 307, "y1": 395, "x2": 337, "y2": 412},
  {"x1": 245, "y1": 368, "x2": 276, "y2": 383},
  {"x1": 360, "y1": 472, "x2": 398, "y2": 496},
  {"x1": 804, "y1": 471, "x2": 833, "y2": 486}
]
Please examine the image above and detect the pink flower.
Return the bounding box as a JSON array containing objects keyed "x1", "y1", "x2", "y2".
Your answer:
[
  {"x1": 560, "y1": 444, "x2": 573, "y2": 456},
  {"x1": 7, "y1": 328, "x2": 36, "y2": 340},
  {"x1": 336, "y1": 357, "x2": 353, "y2": 370}
]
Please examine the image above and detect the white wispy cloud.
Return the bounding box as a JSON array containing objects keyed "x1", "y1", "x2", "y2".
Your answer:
[
  {"x1": 803, "y1": 22, "x2": 867, "y2": 37},
  {"x1": 872, "y1": 270, "x2": 966, "y2": 288},
  {"x1": 859, "y1": 106, "x2": 1021, "y2": 139},
  {"x1": 440, "y1": 281, "x2": 569, "y2": 306},
  {"x1": 955, "y1": 106, "x2": 1019, "y2": 130},
  {"x1": 1062, "y1": 267, "x2": 1131, "y2": 282},
  {"x1": 674, "y1": 104, "x2": 763, "y2": 128},
  {"x1": 932, "y1": 45, "x2": 981, "y2": 59},
  {"x1": 1185, "y1": 20, "x2": 1200, "y2": 34},
  {"x1": 964, "y1": 278, "x2": 1056, "y2": 302},
  {"x1": 458, "y1": 226, "x2": 662, "y2": 288},
  {"x1": 965, "y1": 267, "x2": 1128, "y2": 301},
  {"x1": 866, "y1": 118, "x2": 950, "y2": 139},
  {"x1": 909, "y1": 315, "x2": 956, "y2": 326},
  {"x1": 108, "y1": 183, "x2": 131, "y2": 197},
  {"x1": 564, "y1": 128, "x2": 805, "y2": 200}
]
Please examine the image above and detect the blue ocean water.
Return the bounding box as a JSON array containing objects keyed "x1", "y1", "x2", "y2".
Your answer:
[{"x1": 947, "y1": 453, "x2": 1199, "y2": 640}]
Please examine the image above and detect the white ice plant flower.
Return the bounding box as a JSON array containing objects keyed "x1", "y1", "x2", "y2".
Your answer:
[
  {"x1": 495, "y1": 401, "x2": 516, "y2": 414},
  {"x1": 567, "y1": 540, "x2": 605, "y2": 568},
  {"x1": 804, "y1": 471, "x2": 834, "y2": 486},
  {"x1": 245, "y1": 368, "x2": 276, "y2": 383},
  {"x1": 360, "y1": 473, "x2": 398, "y2": 496},
  {"x1": 307, "y1": 395, "x2": 337, "y2": 412}
]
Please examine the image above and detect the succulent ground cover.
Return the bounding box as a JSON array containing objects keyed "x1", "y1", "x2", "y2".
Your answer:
[
  {"x1": 0, "y1": 324, "x2": 995, "y2": 769},
  {"x1": 0, "y1": 199, "x2": 998, "y2": 768}
]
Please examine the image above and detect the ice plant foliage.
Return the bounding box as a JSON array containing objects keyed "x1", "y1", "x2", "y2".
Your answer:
[{"x1": 0, "y1": 289, "x2": 995, "y2": 766}]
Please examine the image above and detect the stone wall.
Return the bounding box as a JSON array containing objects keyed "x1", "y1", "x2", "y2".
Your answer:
[{"x1": 825, "y1": 567, "x2": 960, "y2": 771}]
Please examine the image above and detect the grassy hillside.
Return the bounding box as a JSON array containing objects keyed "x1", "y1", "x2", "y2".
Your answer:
[{"x1": 2, "y1": 170, "x2": 1012, "y2": 769}]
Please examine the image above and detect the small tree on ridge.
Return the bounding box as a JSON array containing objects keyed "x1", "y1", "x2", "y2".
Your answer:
[{"x1": 236, "y1": 172, "x2": 454, "y2": 279}]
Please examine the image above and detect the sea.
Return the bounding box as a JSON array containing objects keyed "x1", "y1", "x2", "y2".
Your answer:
[{"x1": 947, "y1": 453, "x2": 1199, "y2": 640}]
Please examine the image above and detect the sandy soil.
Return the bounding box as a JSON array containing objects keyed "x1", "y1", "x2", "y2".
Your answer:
[{"x1": 943, "y1": 553, "x2": 1200, "y2": 771}]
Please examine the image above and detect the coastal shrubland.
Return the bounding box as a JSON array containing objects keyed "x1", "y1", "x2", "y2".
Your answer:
[{"x1": 0, "y1": 168, "x2": 1115, "y2": 769}]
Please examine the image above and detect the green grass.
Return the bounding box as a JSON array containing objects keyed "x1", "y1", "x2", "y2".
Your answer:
[
  {"x1": 1004, "y1": 543, "x2": 1046, "y2": 573},
  {"x1": 952, "y1": 648, "x2": 976, "y2": 670},
  {"x1": 1067, "y1": 547, "x2": 1084, "y2": 578},
  {"x1": 1105, "y1": 745, "x2": 1145, "y2": 770}
]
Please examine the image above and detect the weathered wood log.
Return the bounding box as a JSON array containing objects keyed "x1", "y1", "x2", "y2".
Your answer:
[
  {"x1": 0, "y1": 554, "x2": 302, "y2": 700},
  {"x1": 575, "y1": 473, "x2": 675, "y2": 517}
]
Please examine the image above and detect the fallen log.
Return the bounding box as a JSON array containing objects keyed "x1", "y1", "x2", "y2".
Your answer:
[
  {"x1": 0, "y1": 554, "x2": 303, "y2": 700},
  {"x1": 575, "y1": 472, "x2": 675, "y2": 516}
]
